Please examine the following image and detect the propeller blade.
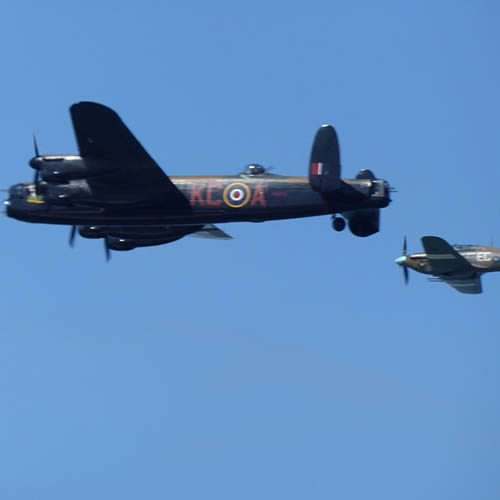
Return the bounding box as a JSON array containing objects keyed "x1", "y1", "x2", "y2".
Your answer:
[
  {"x1": 104, "y1": 238, "x2": 111, "y2": 262},
  {"x1": 31, "y1": 134, "x2": 42, "y2": 195},
  {"x1": 33, "y1": 133, "x2": 40, "y2": 157},
  {"x1": 403, "y1": 266, "x2": 409, "y2": 286},
  {"x1": 69, "y1": 225, "x2": 77, "y2": 248},
  {"x1": 403, "y1": 235, "x2": 407, "y2": 256}
]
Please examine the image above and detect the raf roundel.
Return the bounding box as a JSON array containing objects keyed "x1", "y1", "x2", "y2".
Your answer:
[{"x1": 223, "y1": 182, "x2": 251, "y2": 208}]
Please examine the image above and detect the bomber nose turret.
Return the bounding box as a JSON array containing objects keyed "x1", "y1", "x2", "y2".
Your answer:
[{"x1": 8, "y1": 183, "x2": 30, "y2": 199}]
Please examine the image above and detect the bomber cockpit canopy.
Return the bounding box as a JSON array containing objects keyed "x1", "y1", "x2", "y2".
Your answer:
[{"x1": 244, "y1": 164, "x2": 266, "y2": 175}]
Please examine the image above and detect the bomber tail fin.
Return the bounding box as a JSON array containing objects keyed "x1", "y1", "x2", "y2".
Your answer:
[{"x1": 309, "y1": 125, "x2": 341, "y2": 194}]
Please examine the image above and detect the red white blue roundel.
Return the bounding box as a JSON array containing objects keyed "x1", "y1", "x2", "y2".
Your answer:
[{"x1": 223, "y1": 182, "x2": 251, "y2": 208}]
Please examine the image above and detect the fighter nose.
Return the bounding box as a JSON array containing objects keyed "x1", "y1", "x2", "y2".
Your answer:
[{"x1": 394, "y1": 255, "x2": 407, "y2": 266}]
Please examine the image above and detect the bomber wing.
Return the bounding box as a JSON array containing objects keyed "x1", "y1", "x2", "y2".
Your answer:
[
  {"x1": 93, "y1": 223, "x2": 231, "y2": 242},
  {"x1": 70, "y1": 101, "x2": 190, "y2": 208},
  {"x1": 189, "y1": 224, "x2": 232, "y2": 240},
  {"x1": 98, "y1": 223, "x2": 231, "y2": 256}
]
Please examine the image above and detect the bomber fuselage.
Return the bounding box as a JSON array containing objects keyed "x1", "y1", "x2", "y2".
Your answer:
[
  {"x1": 5, "y1": 170, "x2": 391, "y2": 226},
  {"x1": 6, "y1": 102, "x2": 393, "y2": 257}
]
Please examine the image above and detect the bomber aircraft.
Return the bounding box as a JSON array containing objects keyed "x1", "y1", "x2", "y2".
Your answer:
[
  {"x1": 395, "y1": 236, "x2": 500, "y2": 294},
  {"x1": 5, "y1": 102, "x2": 392, "y2": 259}
]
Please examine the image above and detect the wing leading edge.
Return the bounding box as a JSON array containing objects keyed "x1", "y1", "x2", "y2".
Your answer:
[
  {"x1": 421, "y1": 236, "x2": 474, "y2": 274},
  {"x1": 70, "y1": 101, "x2": 190, "y2": 208}
]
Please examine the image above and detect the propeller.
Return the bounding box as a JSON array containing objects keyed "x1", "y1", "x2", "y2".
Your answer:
[
  {"x1": 33, "y1": 133, "x2": 40, "y2": 157},
  {"x1": 394, "y1": 236, "x2": 409, "y2": 285},
  {"x1": 69, "y1": 225, "x2": 77, "y2": 247},
  {"x1": 403, "y1": 263, "x2": 409, "y2": 286},
  {"x1": 402, "y1": 236, "x2": 409, "y2": 285},
  {"x1": 104, "y1": 237, "x2": 111, "y2": 262},
  {"x1": 32, "y1": 134, "x2": 41, "y2": 195},
  {"x1": 70, "y1": 226, "x2": 111, "y2": 261}
]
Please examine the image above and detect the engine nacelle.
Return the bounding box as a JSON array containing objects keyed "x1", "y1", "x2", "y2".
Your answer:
[
  {"x1": 106, "y1": 237, "x2": 136, "y2": 251},
  {"x1": 79, "y1": 226, "x2": 104, "y2": 239},
  {"x1": 31, "y1": 156, "x2": 118, "y2": 183},
  {"x1": 347, "y1": 209, "x2": 380, "y2": 237},
  {"x1": 41, "y1": 163, "x2": 90, "y2": 183},
  {"x1": 42, "y1": 180, "x2": 92, "y2": 205},
  {"x1": 106, "y1": 234, "x2": 186, "y2": 250},
  {"x1": 80, "y1": 225, "x2": 203, "y2": 240}
]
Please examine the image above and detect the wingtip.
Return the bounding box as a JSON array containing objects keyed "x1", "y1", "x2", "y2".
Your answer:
[
  {"x1": 314, "y1": 124, "x2": 338, "y2": 140},
  {"x1": 421, "y1": 235, "x2": 446, "y2": 244},
  {"x1": 70, "y1": 101, "x2": 114, "y2": 113}
]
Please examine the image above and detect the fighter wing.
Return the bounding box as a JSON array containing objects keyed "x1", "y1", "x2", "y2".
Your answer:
[
  {"x1": 421, "y1": 236, "x2": 475, "y2": 274},
  {"x1": 189, "y1": 224, "x2": 232, "y2": 240},
  {"x1": 70, "y1": 102, "x2": 190, "y2": 208},
  {"x1": 440, "y1": 275, "x2": 482, "y2": 294}
]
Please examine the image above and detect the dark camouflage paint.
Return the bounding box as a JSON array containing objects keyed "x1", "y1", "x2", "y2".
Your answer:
[{"x1": 6, "y1": 172, "x2": 390, "y2": 226}]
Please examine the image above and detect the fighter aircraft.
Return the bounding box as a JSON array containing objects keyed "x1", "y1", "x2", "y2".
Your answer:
[
  {"x1": 395, "y1": 236, "x2": 500, "y2": 294},
  {"x1": 5, "y1": 102, "x2": 392, "y2": 259}
]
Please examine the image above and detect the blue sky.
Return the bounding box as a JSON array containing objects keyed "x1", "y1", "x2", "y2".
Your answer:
[{"x1": 1, "y1": 1, "x2": 500, "y2": 498}]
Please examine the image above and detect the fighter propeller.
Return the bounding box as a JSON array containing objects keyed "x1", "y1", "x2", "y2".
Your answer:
[{"x1": 395, "y1": 236, "x2": 409, "y2": 285}]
